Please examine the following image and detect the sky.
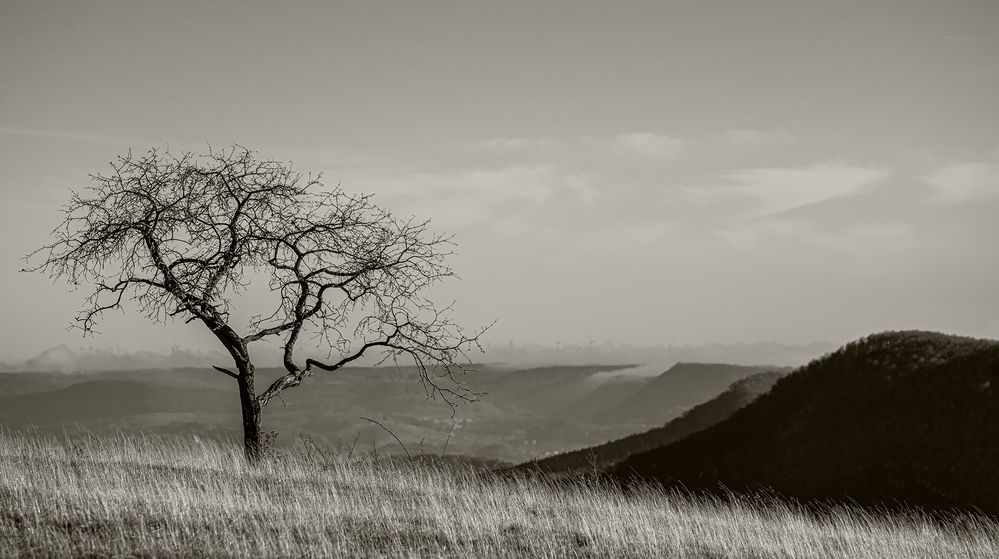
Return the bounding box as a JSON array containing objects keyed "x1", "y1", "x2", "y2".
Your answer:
[{"x1": 1, "y1": 1, "x2": 998, "y2": 361}]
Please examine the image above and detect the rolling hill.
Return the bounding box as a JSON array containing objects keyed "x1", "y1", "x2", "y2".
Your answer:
[
  {"x1": 518, "y1": 370, "x2": 786, "y2": 475},
  {"x1": 609, "y1": 331, "x2": 999, "y2": 514},
  {"x1": 552, "y1": 374, "x2": 651, "y2": 422},
  {"x1": 0, "y1": 363, "x2": 650, "y2": 463},
  {"x1": 475, "y1": 364, "x2": 638, "y2": 416},
  {"x1": 0, "y1": 379, "x2": 238, "y2": 426},
  {"x1": 593, "y1": 362, "x2": 786, "y2": 425}
]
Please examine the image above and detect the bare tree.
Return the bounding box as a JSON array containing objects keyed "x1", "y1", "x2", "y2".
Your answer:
[{"x1": 25, "y1": 146, "x2": 487, "y2": 461}]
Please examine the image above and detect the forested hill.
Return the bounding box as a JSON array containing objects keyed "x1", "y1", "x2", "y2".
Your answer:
[
  {"x1": 610, "y1": 331, "x2": 999, "y2": 514},
  {"x1": 517, "y1": 370, "x2": 786, "y2": 475},
  {"x1": 593, "y1": 363, "x2": 785, "y2": 425}
]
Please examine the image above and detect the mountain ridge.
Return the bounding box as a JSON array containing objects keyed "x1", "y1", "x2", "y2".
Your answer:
[
  {"x1": 593, "y1": 362, "x2": 789, "y2": 425},
  {"x1": 609, "y1": 330, "x2": 999, "y2": 514},
  {"x1": 516, "y1": 370, "x2": 788, "y2": 475}
]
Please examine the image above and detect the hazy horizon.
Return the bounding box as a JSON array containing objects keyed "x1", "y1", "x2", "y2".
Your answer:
[
  {"x1": 2, "y1": 1, "x2": 998, "y2": 361},
  {"x1": 1, "y1": 338, "x2": 839, "y2": 373}
]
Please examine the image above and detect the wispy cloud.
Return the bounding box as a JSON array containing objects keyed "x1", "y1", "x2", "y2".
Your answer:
[
  {"x1": 448, "y1": 133, "x2": 687, "y2": 161},
  {"x1": 613, "y1": 132, "x2": 684, "y2": 159},
  {"x1": 316, "y1": 141, "x2": 908, "y2": 257},
  {"x1": 345, "y1": 164, "x2": 589, "y2": 233},
  {"x1": 336, "y1": 159, "x2": 692, "y2": 250},
  {"x1": 458, "y1": 136, "x2": 554, "y2": 154},
  {"x1": 925, "y1": 162, "x2": 999, "y2": 203},
  {"x1": 0, "y1": 126, "x2": 128, "y2": 146},
  {"x1": 725, "y1": 163, "x2": 890, "y2": 216},
  {"x1": 718, "y1": 219, "x2": 913, "y2": 251},
  {"x1": 724, "y1": 128, "x2": 794, "y2": 149}
]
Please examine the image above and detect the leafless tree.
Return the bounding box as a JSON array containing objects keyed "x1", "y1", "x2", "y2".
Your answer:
[{"x1": 25, "y1": 145, "x2": 487, "y2": 461}]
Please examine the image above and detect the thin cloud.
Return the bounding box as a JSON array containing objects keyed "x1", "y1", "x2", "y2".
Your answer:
[
  {"x1": 336, "y1": 159, "x2": 685, "y2": 249},
  {"x1": 614, "y1": 132, "x2": 684, "y2": 159},
  {"x1": 724, "y1": 128, "x2": 794, "y2": 149},
  {"x1": 725, "y1": 163, "x2": 890, "y2": 216},
  {"x1": 472, "y1": 137, "x2": 553, "y2": 153},
  {"x1": 0, "y1": 126, "x2": 128, "y2": 146},
  {"x1": 344, "y1": 164, "x2": 584, "y2": 232},
  {"x1": 718, "y1": 220, "x2": 913, "y2": 252},
  {"x1": 448, "y1": 132, "x2": 693, "y2": 163},
  {"x1": 925, "y1": 162, "x2": 998, "y2": 203}
]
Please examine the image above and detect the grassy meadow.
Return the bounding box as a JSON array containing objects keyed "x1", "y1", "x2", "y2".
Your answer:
[{"x1": 0, "y1": 430, "x2": 996, "y2": 558}]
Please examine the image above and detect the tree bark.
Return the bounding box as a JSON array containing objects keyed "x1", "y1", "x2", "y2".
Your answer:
[{"x1": 236, "y1": 363, "x2": 263, "y2": 462}]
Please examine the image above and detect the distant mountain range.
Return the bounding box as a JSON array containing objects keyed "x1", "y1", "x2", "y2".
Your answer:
[
  {"x1": 1, "y1": 339, "x2": 835, "y2": 372},
  {"x1": 0, "y1": 357, "x2": 777, "y2": 464},
  {"x1": 480, "y1": 341, "x2": 836, "y2": 367},
  {"x1": 0, "y1": 345, "x2": 237, "y2": 373},
  {"x1": 606, "y1": 331, "x2": 999, "y2": 514}
]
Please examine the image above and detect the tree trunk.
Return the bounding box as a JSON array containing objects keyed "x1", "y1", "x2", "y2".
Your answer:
[{"x1": 236, "y1": 363, "x2": 263, "y2": 462}]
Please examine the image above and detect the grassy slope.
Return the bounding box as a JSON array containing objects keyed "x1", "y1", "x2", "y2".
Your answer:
[{"x1": 1, "y1": 430, "x2": 996, "y2": 558}]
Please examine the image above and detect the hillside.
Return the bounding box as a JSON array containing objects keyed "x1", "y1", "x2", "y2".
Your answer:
[
  {"x1": 593, "y1": 363, "x2": 785, "y2": 425},
  {"x1": 0, "y1": 380, "x2": 237, "y2": 425},
  {"x1": 475, "y1": 364, "x2": 638, "y2": 416},
  {"x1": 0, "y1": 364, "x2": 646, "y2": 463},
  {"x1": 553, "y1": 374, "x2": 650, "y2": 422},
  {"x1": 610, "y1": 331, "x2": 999, "y2": 514},
  {"x1": 0, "y1": 371, "x2": 81, "y2": 396},
  {"x1": 520, "y1": 371, "x2": 786, "y2": 475},
  {"x1": 1, "y1": 430, "x2": 995, "y2": 558}
]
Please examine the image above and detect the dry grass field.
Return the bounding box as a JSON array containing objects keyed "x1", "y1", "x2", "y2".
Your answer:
[{"x1": 1, "y1": 429, "x2": 996, "y2": 558}]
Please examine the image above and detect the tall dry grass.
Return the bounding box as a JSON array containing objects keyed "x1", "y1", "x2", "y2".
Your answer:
[{"x1": 0, "y1": 429, "x2": 996, "y2": 558}]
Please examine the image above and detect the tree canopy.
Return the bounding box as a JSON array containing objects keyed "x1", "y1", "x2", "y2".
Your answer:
[{"x1": 27, "y1": 145, "x2": 486, "y2": 458}]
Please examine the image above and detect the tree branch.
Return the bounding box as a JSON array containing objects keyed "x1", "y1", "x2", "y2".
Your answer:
[
  {"x1": 211, "y1": 365, "x2": 239, "y2": 379},
  {"x1": 256, "y1": 328, "x2": 402, "y2": 407}
]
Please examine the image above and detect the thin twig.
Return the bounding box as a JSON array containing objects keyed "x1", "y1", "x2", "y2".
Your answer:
[
  {"x1": 360, "y1": 416, "x2": 411, "y2": 459},
  {"x1": 442, "y1": 419, "x2": 456, "y2": 459},
  {"x1": 348, "y1": 432, "x2": 360, "y2": 461}
]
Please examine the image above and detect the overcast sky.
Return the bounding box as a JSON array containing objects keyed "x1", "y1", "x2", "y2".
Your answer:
[{"x1": 1, "y1": 1, "x2": 998, "y2": 360}]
